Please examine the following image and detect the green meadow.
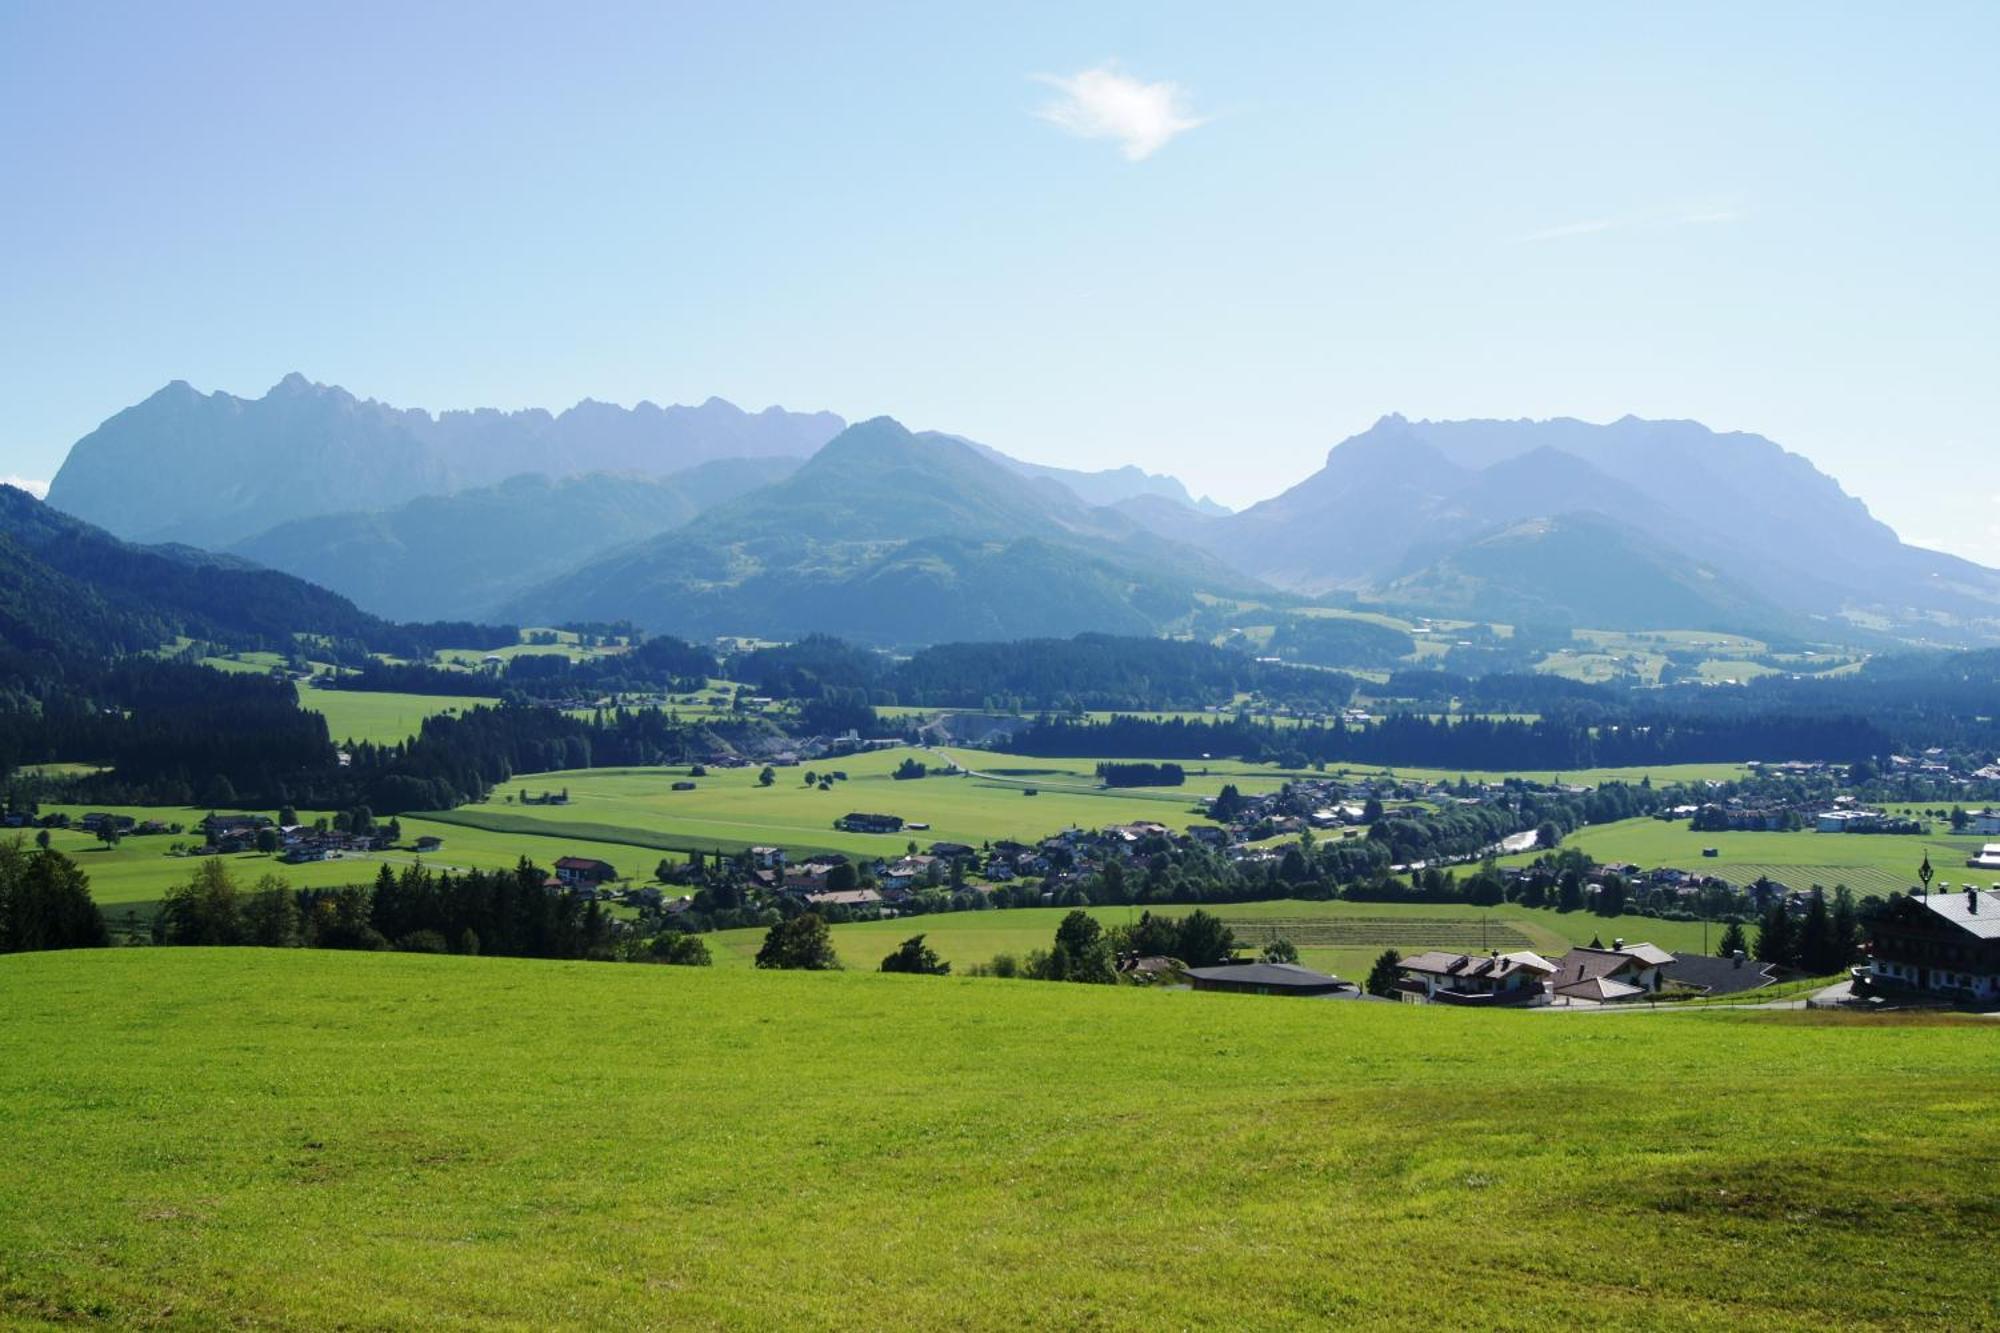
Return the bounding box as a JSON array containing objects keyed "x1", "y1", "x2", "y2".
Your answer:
[
  {"x1": 936, "y1": 747, "x2": 1750, "y2": 790},
  {"x1": 200, "y1": 659, "x2": 501, "y2": 746},
  {"x1": 1501, "y1": 815, "x2": 1995, "y2": 898},
  {"x1": 432, "y1": 749, "x2": 1247, "y2": 861},
  {"x1": 21, "y1": 805, "x2": 656, "y2": 924},
  {"x1": 707, "y1": 897, "x2": 1722, "y2": 980},
  {"x1": 298, "y1": 688, "x2": 497, "y2": 747},
  {"x1": 2, "y1": 949, "x2": 1994, "y2": 1328}
]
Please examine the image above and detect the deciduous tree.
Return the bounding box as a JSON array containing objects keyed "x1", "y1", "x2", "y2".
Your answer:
[{"x1": 755, "y1": 912, "x2": 838, "y2": 970}]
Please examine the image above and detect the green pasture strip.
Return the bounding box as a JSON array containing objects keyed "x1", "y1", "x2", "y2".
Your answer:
[
  {"x1": 1, "y1": 950, "x2": 1992, "y2": 1328},
  {"x1": 417, "y1": 806, "x2": 849, "y2": 861}
]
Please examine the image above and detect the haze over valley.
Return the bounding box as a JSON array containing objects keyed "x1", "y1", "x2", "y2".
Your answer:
[
  {"x1": 37, "y1": 374, "x2": 2000, "y2": 648},
  {"x1": 5, "y1": 6, "x2": 1998, "y2": 1329}
]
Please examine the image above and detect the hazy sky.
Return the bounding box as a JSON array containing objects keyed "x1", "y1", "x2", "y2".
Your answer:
[{"x1": 3, "y1": 2, "x2": 1996, "y2": 562}]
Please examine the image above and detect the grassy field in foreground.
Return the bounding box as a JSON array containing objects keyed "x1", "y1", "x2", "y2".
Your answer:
[
  {"x1": 1, "y1": 950, "x2": 1994, "y2": 1328},
  {"x1": 708, "y1": 898, "x2": 1723, "y2": 978},
  {"x1": 1501, "y1": 816, "x2": 1996, "y2": 898}
]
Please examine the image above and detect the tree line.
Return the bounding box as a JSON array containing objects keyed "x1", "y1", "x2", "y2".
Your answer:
[
  {"x1": 1000, "y1": 710, "x2": 1890, "y2": 768},
  {"x1": 727, "y1": 632, "x2": 1360, "y2": 715}
]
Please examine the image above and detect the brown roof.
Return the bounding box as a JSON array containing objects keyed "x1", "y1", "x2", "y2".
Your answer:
[
  {"x1": 1553, "y1": 945, "x2": 1674, "y2": 988},
  {"x1": 805, "y1": 888, "x2": 881, "y2": 907},
  {"x1": 1399, "y1": 950, "x2": 1556, "y2": 980},
  {"x1": 1554, "y1": 975, "x2": 1647, "y2": 1002}
]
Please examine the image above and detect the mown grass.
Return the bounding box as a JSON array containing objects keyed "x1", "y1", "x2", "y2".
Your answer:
[
  {"x1": 1501, "y1": 815, "x2": 1995, "y2": 898},
  {"x1": 297, "y1": 688, "x2": 498, "y2": 747},
  {"x1": 23, "y1": 805, "x2": 660, "y2": 924},
  {"x1": 1, "y1": 949, "x2": 1994, "y2": 1328},
  {"x1": 445, "y1": 750, "x2": 1749, "y2": 871},
  {"x1": 939, "y1": 748, "x2": 1750, "y2": 789},
  {"x1": 708, "y1": 898, "x2": 1725, "y2": 979},
  {"x1": 450, "y1": 751, "x2": 1238, "y2": 861}
]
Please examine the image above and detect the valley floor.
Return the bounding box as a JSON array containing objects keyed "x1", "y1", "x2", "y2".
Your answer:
[{"x1": 2, "y1": 949, "x2": 1995, "y2": 1329}]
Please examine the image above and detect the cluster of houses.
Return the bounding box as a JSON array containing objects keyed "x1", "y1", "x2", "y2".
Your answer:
[
  {"x1": 1387, "y1": 938, "x2": 1774, "y2": 1006},
  {"x1": 196, "y1": 813, "x2": 445, "y2": 864},
  {"x1": 1683, "y1": 795, "x2": 1927, "y2": 836},
  {"x1": 1152, "y1": 938, "x2": 1781, "y2": 1006},
  {"x1": 1886, "y1": 750, "x2": 1994, "y2": 782},
  {"x1": 1210, "y1": 774, "x2": 1429, "y2": 839}
]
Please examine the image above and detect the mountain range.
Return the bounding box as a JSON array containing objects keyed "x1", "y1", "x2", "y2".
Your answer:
[
  {"x1": 27, "y1": 380, "x2": 2000, "y2": 647},
  {"x1": 230, "y1": 458, "x2": 800, "y2": 623},
  {"x1": 1192, "y1": 414, "x2": 2000, "y2": 641},
  {"x1": 45, "y1": 376, "x2": 844, "y2": 549},
  {"x1": 45, "y1": 376, "x2": 1229, "y2": 552},
  {"x1": 0, "y1": 482, "x2": 419, "y2": 665},
  {"x1": 499, "y1": 417, "x2": 1262, "y2": 643}
]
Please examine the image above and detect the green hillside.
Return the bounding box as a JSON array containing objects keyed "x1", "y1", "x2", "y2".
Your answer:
[
  {"x1": 0, "y1": 484, "x2": 409, "y2": 658},
  {"x1": 230, "y1": 460, "x2": 799, "y2": 622},
  {"x1": 1382, "y1": 512, "x2": 1800, "y2": 636},
  {"x1": 2, "y1": 949, "x2": 1994, "y2": 1328},
  {"x1": 502, "y1": 418, "x2": 1264, "y2": 644}
]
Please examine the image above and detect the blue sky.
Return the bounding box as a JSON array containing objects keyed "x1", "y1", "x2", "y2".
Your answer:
[{"x1": 3, "y1": 1, "x2": 1996, "y2": 561}]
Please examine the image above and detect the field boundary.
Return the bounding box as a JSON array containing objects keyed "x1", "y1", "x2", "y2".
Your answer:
[{"x1": 418, "y1": 806, "x2": 854, "y2": 860}]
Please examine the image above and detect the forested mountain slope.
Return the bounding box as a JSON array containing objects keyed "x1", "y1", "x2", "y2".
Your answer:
[{"x1": 231, "y1": 459, "x2": 798, "y2": 621}]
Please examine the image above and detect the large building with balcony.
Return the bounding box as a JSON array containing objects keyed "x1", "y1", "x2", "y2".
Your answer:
[{"x1": 1865, "y1": 888, "x2": 2000, "y2": 1004}]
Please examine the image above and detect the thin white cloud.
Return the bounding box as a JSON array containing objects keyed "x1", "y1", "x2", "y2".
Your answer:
[
  {"x1": 1033, "y1": 63, "x2": 1205, "y2": 161},
  {"x1": 1, "y1": 476, "x2": 48, "y2": 499},
  {"x1": 1517, "y1": 207, "x2": 1742, "y2": 243}
]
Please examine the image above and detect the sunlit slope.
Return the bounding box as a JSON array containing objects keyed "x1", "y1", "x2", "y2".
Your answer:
[{"x1": 2, "y1": 949, "x2": 1995, "y2": 1328}]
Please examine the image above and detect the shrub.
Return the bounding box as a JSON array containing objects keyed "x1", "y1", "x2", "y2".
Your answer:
[
  {"x1": 880, "y1": 934, "x2": 950, "y2": 975},
  {"x1": 649, "y1": 933, "x2": 713, "y2": 966}
]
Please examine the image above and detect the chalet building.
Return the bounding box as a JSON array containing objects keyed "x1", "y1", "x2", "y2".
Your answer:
[
  {"x1": 203, "y1": 813, "x2": 270, "y2": 839},
  {"x1": 837, "y1": 812, "x2": 904, "y2": 834},
  {"x1": 1184, "y1": 961, "x2": 1353, "y2": 997},
  {"x1": 1396, "y1": 951, "x2": 1557, "y2": 1005},
  {"x1": 880, "y1": 854, "x2": 940, "y2": 890},
  {"x1": 783, "y1": 859, "x2": 848, "y2": 893},
  {"x1": 1865, "y1": 889, "x2": 2000, "y2": 1004},
  {"x1": 1550, "y1": 941, "x2": 1676, "y2": 1003},
  {"x1": 1966, "y1": 844, "x2": 2000, "y2": 871},
  {"x1": 80, "y1": 812, "x2": 136, "y2": 833},
  {"x1": 805, "y1": 888, "x2": 881, "y2": 910},
  {"x1": 553, "y1": 856, "x2": 617, "y2": 886},
  {"x1": 1971, "y1": 810, "x2": 2000, "y2": 836},
  {"x1": 749, "y1": 846, "x2": 785, "y2": 871}
]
